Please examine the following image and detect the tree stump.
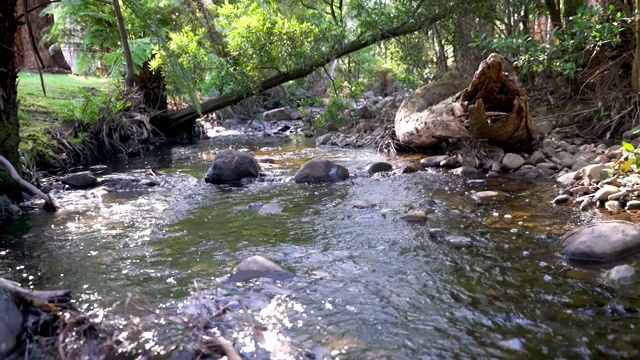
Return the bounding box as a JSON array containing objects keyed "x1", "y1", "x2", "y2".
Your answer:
[{"x1": 394, "y1": 53, "x2": 541, "y2": 153}]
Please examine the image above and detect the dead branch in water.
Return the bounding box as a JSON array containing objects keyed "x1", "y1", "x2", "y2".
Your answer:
[{"x1": 0, "y1": 155, "x2": 60, "y2": 210}]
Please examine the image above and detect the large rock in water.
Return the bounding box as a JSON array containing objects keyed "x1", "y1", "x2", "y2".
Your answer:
[
  {"x1": 0, "y1": 289, "x2": 22, "y2": 358},
  {"x1": 294, "y1": 158, "x2": 349, "y2": 184},
  {"x1": 229, "y1": 255, "x2": 294, "y2": 282},
  {"x1": 61, "y1": 171, "x2": 97, "y2": 189},
  {"x1": 204, "y1": 149, "x2": 261, "y2": 184},
  {"x1": 561, "y1": 220, "x2": 640, "y2": 262}
]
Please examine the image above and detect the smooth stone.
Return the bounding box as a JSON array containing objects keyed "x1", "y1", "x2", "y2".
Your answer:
[
  {"x1": 365, "y1": 162, "x2": 392, "y2": 174},
  {"x1": 400, "y1": 210, "x2": 429, "y2": 223},
  {"x1": 604, "y1": 200, "x2": 623, "y2": 214},
  {"x1": 294, "y1": 158, "x2": 349, "y2": 184},
  {"x1": 502, "y1": 153, "x2": 525, "y2": 170},
  {"x1": 608, "y1": 191, "x2": 628, "y2": 200},
  {"x1": 560, "y1": 156, "x2": 577, "y2": 168},
  {"x1": 229, "y1": 255, "x2": 293, "y2": 282},
  {"x1": 467, "y1": 179, "x2": 486, "y2": 186},
  {"x1": 527, "y1": 150, "x2": 546, "y2": 165},
  {"x1": 580, "y1": 164, "x2": 610, "y2": 182},
  {"x1": 626, "y1": 200, "x2": 640, "y2": 211},
  {"x1": 315, "y1": 133, "x2": 333, "y2": 146},
  {"x1": 420, "y1": 155, "x2": 449, "y2": 168},
  {"x1": 570, "y1": 186, "x2": 589, "y2": 195},
  {"x1": 561, "y1": 220, "x2": 640, "y2": 262},
  {"x1": 571, "y1": 159, "x2": 589, "y2": 171},
  {"x1": 429, "y1": 228, "x2": 446, "y2": 240},
  {"x1": 61, "y1": 171, "x2": 97, "y2": 189},
  {"x1": 471, "y1": 191, "x2": 501, "y2": 202},
  {"x1": 593, "y1": 185, "x2": 620, "y2": 201},
  {"x1": 602, "y1": 265, "x2": 637, "y2": 287},
  {"x1": 591, "y1": 154, "x2": 609, "y2": 164},
  {"x1": 204, "y1": 149, "x2": 261, "y2": 184},
  {"x1": 552, "y1": 194, "x2": 572, "y2": 205},
  {"x1": 350, "y1": 200, "x2": 372, "y2": 209},
  {"x1": 0, "y1": 289, "x2": 22, "y2": 358},
  {"x1": 536, "y1": 162, "x2": 557, "y2": 170},
  {"x1": 258, "y1": 202, "x2": 283, "y2": 214},
  {"x1": 450, "y1": 166, "x2": 479, "y2": 176},
  {"x1": 556, "y1": 171, "x2": 579, "y2": 186}
]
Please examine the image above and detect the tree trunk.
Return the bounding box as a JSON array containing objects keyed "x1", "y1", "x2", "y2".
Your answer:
[
  {"x1": 134, "y1": 60, "x2": 167, "y2": 111},
  {"x1": 545, "y1": 0, "x2": 562, "y2": 29},
  {"x1": 112, "y1": 0, "x2": 134, "y2": 89},
  {"x1": 15, "y1": 0, "x2": 69, "y2": 71},
  {"x1": 395, "y1": 53, "x2": 541, "y2": 153},
  {"x1": 150, "y1": 16, "x2": 445, "y2": 135},
  {"x1": 0, "y1": 0, "x2": 21, "y2": 166},
  {"x1": 633, "y1": 0, "x2": 640, "y2": 92}
]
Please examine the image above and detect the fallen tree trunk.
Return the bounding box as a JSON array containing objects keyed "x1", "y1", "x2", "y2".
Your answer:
[
  {"x1": 150, "y1": 16, "x2": 444, "y2": 135},
  {"x1": 395, "y1": 53, "x2": 541, "y2": 153}
]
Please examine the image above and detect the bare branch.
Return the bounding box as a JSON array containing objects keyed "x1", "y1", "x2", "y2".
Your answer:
[{"x1": 0, "y1": 155, "x2": 61, "y2": 210}]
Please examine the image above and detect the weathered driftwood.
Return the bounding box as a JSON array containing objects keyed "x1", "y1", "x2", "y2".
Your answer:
[
  {"x1": 395, "y1": 53, "x2": 541, "y2": 152},
  {"x1": 0, "y1": 155, "x2": 60, "y2": 211}
]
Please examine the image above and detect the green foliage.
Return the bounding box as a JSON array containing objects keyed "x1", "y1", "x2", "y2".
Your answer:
[
  {"x1": 472, "y1": 5, "x2": 624, "y2": 81},
  {"x1": 312, "y1": 96, "x2": 351, "y2": 131},
  {"x1": 60, "y1": 85, "x2": 131, "y2": 124},
  {"x1": 104, "y1": 38, "x2": 154, "y2": 77},
  {"x1": 617, "y1": 141, "x2": 640, "y2": 173}
]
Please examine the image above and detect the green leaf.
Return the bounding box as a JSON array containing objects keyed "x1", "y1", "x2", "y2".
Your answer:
[{"x1": 622, "y1": 141, "x2": 635, "y2": 151}]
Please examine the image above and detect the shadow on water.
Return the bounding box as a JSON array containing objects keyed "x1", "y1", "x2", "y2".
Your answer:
[{"x1": 2, "y1": 134, "x2": 640, "y2": 358}]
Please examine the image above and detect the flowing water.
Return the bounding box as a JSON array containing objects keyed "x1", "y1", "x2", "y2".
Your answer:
[{"x1": 2, "y1": 133, "x2": 640, "y2": 359}]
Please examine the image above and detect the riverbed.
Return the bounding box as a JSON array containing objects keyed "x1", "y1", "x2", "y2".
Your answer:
[{"x1": 2, "y1": 133, "x2": 639, "y2": 359}]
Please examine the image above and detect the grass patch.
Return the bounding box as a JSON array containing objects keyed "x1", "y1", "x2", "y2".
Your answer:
[
  {"x1": 17, "y1": 72, "x2": 109, "y2": 164},
  {"x1": 18, "y1": 72, "x2": 108, "y2": 120}
]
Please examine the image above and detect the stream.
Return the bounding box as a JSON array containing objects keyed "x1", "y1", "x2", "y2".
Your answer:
[{"x1": 2, "y1": 132, "x2": 640, "y2": 359}]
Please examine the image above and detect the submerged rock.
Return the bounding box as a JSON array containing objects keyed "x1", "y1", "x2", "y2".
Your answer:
[
  {"x1": 365, "y1": 162, "x2": 392, "y2": 174},
  {"x1": 204, "y1": 149, "x2": 261, "y2": 185},
  {"x1": 561, "y1": 220, "x2": 640, "y2": 262},
  {"x1": 420, "y1": 155, "x2": 448, "y2": 168},
  {"x1": 602, "y1": 264, "x2": 636, "y2": 287},
  {"x1": 258, "y1": 202, "x2": 283, "y2": 215},
  {"x1": 0, "y1": 289, "x2": 22, "y2": 358},
  {"x1": 61, "y1": 171, "x2": 97, "y2": 189},
  {"x1": 470, "y1": 191, "x2": 501, "y2": 202},
  {"x1": 400, "y1": 210, "x2": 429, "y2": 223},
  {"x1": 350, "y1": 200, "x2": 372, "y2": 209},
  {"x1": 294, "y1": 158, "x2": 349, "y2": 184},
  {"x1": 229, "y1": 255, "x2": 294, "y2": 282},
  {"x1": 315, "y1": 133, "x2": 333, "y2": 146}
]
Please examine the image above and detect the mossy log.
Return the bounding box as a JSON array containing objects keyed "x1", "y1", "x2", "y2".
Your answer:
[{"x1": 395, "y1": 53, "x2": 541, "y2": 152}]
